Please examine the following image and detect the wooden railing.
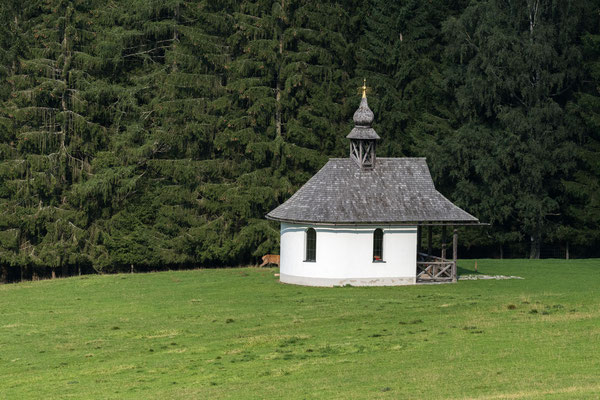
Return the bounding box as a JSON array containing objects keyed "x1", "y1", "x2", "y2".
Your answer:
[{"x1": 416, "y1": 252, "x2": 457, "y2": 282}]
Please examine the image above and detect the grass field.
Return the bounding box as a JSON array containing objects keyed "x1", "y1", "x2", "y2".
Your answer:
[{"x1": 1, "y1": 259, "x2": 599, "y2": 399}]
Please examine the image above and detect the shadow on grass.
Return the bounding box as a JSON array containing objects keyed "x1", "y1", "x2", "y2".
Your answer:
[{"x1": 457, "y1": 265, "x2": 481, "y2": 275}]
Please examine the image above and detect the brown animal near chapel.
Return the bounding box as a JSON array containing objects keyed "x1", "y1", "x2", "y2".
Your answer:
[{"x1": 260, "y1": 254, "x2": 280, "y2": 267}]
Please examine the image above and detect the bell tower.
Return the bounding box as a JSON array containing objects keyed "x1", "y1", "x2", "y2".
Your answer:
[{"x1": 347, "y1": 79, "x2": 380, "y2": 169}]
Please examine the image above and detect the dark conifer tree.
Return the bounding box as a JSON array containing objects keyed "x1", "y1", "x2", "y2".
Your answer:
[
  {"x1": 205, "y1": 0, "x2": 358, "y2": 265},
  {"x1": 560, "y1": 29, "x2": 600, "y2": 254},
  {"x1": 0, "y1": 0, "x2": 108, "y2": 278},
  {"x1": 1, "y1": 0, "x2": 599, "y2": 277},
  {"x1": 440, "y1": 0, "x2": 587, "y2": 258},
  {"x1": 91, "y1": 1, "x2": 238, "y2": 268},
  {"x1": 356, "y1": 0, "x2": 469, "y2": 159}
]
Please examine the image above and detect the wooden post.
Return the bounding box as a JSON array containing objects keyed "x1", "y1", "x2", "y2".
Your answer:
[
  {"x1": 441, "y1": 225, "x2": 447, "y2": 260},
  {"x1": 427, "y1": 226, "x2": 432, "y2": 256},
  {"x1": 417, "y1": 226, "x2": 421, "y2": 254},
  {"x1": 453, "y1": 228, "x2": 458, "y2": 261},
  {"x1": 566, "y1": 242, "x2": 569, "y2": 260},
  {"x1": 452, "y1": 228, "x2": 458, "y2": 283}
]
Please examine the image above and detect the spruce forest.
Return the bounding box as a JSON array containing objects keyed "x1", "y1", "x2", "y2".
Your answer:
[{"x1": 0, "y1": 0, "x2": 599, "y2": 280}]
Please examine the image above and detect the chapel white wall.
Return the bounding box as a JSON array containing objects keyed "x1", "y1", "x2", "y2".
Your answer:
[{"x1": 279, "y1": 222, "x2": 417, "y2": 286}]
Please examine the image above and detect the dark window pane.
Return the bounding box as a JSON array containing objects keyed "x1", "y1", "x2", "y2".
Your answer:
[
  {"x1": 306, "y1": 228, "x2": 316, "y2": 261},
  {"x1": 373, "y1": 229, "x2": 383, "y2": 261}
]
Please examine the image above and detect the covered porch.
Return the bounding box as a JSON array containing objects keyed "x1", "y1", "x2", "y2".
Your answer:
[{"x1": 416, "y1": 225, "x2": 461, "y2": 283}]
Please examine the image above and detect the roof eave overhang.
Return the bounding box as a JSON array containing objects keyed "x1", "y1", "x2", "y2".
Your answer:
[{"x1": 266, "y1": 215, "x2": 487, "y2": 226}]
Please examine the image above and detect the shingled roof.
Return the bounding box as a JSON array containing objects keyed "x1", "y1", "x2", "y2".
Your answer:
[{"x1": 266, "y1": 158, "x2": 478, "y2": 225}]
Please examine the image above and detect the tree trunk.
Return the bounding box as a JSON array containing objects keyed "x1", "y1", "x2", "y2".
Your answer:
[
  {"x1": 528, "y1": 0, "x2": 539, "y2": 37},
  {"x1": 529, "y1": 234, "x2": 541, "y2": 259},
  {"x1": 60, "y1": 24, "x2": 69, "y2": 183},
  {"x1": 276, "y1": 81, "x2": 281, "y2": 137},
  {"x1": 51, "y1": 268, "x2": 56, "y2": 279},
  {"x1": 499, "y1": 244, "x2": 503, "y2": 259},
  {"x1": 565, "y1": 242, "x2": 569, "y2": 260},
  {"x1": 275, "y1": 0, "x2": 284, "y2": 137},
  {"x1": 172, "y1": 3, "x2": 179, "y2": 71},
  {"x1": 275, "y1": 38, "x2": 283, "y2": 137},
  {"x1": 10, "y1": 14, "x2": 17, "y2": 92}
]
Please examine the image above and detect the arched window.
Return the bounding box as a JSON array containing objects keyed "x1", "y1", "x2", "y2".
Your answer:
[
  {"x1": 305, "y1": 228, "x2": 316, "y2": 262},
  {"x1": 373, "y1": 228, "x2": 383, "y2": 261}
]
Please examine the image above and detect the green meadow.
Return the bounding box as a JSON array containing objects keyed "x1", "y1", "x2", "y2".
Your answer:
[{"x1": 1, "y1": 259, "x2": 599, "y2": 399}]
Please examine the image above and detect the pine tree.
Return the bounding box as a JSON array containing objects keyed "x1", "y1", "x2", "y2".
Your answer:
[
  {"x1": 0, "y1": 0, "x2": 109, "y2": 278},
  {"x1": 1, "y1": 0, "x2": 599, "y2": 275},
  {"x1": 356, "y1": 0, "x2": 459, "y2": 158},
  {"x1": 192, "y1": 0, "x2": 358, "y2": 265},
  {"x1": 0, "y1": 0, "x2": 31, "y2": 278},
  {"x1": 440, "y1": 0, "x2": 587, "y2": 258},
  {"x1": 560, "y1": 28, "x2": 600, "y2": 254}
]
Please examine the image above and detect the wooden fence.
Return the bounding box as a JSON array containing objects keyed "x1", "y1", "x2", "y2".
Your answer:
[{"x1": 416, "y1": 252, "x2": 457, "y2": 283}]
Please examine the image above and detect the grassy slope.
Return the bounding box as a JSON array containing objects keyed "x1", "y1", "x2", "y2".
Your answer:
[{"x1": 1, "y1": 259, "x2": 599, "y2": 399}]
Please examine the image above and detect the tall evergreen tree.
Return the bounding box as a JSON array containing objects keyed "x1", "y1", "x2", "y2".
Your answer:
[
  {"x1": 356, "y1": 0, "x2": 461, "y2": 158},
  {"x1": 1, "y1": 0, "x2": 599, "y2": 278},
  {"x1": 205, "y1": 0, "x2": 359, "y2": 264},
  {"x1": 560, "y1": 28, "x2": 600, "y2": 254},
  {"x1": 89, "y1": 0, "x2": 238, "y2": 269},
  {"x1": 0, "y1": 0, "x2": 108, "y2": 277},
  {"x1": 440, "y1": 0, "x2": 587, "y2": 258}
]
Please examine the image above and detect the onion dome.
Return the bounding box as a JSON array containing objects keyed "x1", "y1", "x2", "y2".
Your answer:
[
  {"x1": 347, "y1": 79, "x2": 380, "y2": 140},
  {"x1": 353, "y1": 96, "x2": 374, "y2": 126}
]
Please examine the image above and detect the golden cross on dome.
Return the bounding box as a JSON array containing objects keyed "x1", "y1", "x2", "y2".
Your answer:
[{"x1": 362, "y1": 78, "x2": 367, "y2": 98}]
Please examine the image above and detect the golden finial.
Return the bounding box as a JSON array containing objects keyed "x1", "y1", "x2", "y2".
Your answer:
[{"x1": 362, "y1": 78, "x2": 367, "y2": 98}]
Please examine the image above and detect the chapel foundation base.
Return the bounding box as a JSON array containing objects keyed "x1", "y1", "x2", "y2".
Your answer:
[{"x1": 280, "y1": 273, "x2": 415, "y2": 287}]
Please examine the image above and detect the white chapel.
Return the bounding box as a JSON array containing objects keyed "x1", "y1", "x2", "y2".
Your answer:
[{"x1": 267, "y1": 83, "x2": 479, "y2": 286}]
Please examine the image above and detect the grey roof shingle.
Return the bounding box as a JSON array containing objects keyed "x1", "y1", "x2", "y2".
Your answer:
[{"x1": 266, "y1": 158, "x2": 479, "y2": 224}]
